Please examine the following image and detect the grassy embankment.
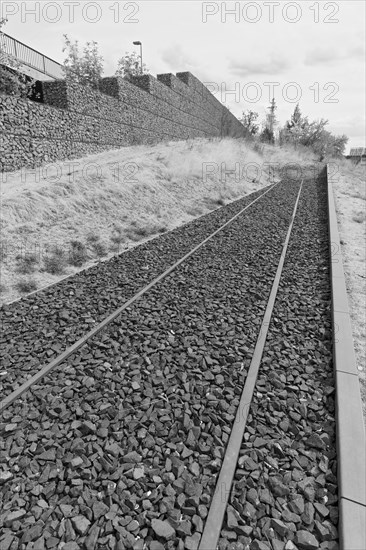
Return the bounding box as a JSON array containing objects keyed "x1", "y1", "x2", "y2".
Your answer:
[{"x1": 0, "y1": 137, "x2": 316, "y2": 303}]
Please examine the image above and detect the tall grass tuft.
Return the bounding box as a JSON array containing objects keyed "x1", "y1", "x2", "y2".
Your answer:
[{"x1": 43, "y1": 246, "x2": 67, "y2": 274}]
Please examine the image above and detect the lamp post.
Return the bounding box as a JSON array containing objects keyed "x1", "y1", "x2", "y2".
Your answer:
[{"x1": 133, "y1": 41, "x2": 143, "y2": 75}]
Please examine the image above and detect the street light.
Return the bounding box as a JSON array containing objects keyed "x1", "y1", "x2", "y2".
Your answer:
[{"x1": 133, "y1": 41, "x2": 143, "y2": 75}]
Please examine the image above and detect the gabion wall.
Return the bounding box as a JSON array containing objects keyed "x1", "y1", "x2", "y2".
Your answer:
[{"x1": 0, "y1": 71, "x2": 246, "y2": 172}]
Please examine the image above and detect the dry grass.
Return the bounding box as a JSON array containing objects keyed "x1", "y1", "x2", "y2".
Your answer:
[
  {"x1": 0, "y1": 137, "x2": 320, "y2": 305},
  {"x1": 3, "y1": 137, "x2": 315, "y2": 304}
]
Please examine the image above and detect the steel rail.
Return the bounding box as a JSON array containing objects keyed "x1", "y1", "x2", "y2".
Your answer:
[
  {"x1": 0, "y1": 181, "x2": 279, "y2": 413},
  {"x1": 198, "y1": 179, "x2": 303, "y2": 550}
]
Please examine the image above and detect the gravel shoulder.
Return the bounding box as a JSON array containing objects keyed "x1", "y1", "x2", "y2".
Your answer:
[{"x1": 331, "y1": 162, "x2": 366, "y2": 425}]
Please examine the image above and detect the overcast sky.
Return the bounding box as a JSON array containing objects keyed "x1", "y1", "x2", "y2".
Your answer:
[{"x1": 2, "y1": 0, "x2": 365, "y2": 152}]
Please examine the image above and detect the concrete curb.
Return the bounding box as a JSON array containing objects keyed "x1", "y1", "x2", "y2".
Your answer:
[{"x1": 326, "y1": 165, "x2": 366, "y2": 550}]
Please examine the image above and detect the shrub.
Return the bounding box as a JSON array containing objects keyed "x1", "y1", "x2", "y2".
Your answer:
[
  {"x1": 111, "y1": 226, "x2": 125, "y2": 246},
  {"x1": 15, "y1": 253, "x2": 38, "y2": 274},
  {"x1": 0, "y1": 19, "x2": 36, "y2": 98},
  {"x1": 62, "y1": 34, "x2": 103, "y2": 90},
  {"x1": 43, "y1": 246, "x2": 67, "y2": 274},
  {"x1": 69, "y1": 240, "x2": 88, "y2": 267},
  {"x1": 15, "y1": 279, "x2": 37, "y2": 293},
  {"x1": 92, "y1": 241, "x2": 108, "y2": 258},
  {"x1": 86, "y1": 232, "x2": 100, "y2": 244}
]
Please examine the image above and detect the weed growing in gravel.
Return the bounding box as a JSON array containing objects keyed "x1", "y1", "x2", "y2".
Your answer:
[
  {"x1": 69, "y1": 240, "x2": 88, "y2": 267},
  {"x1": 15, "y1": 253, "x2": 38, "y2": 274},
  {"x1": 15, "y1": 279, "x2": 37, "y2": 293},
  {"x1": 43, "y1": 246, "x2": 67, "y2": 274}
]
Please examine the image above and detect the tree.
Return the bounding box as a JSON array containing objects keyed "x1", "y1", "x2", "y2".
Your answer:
[
  {"x1": 240, "y1": 110, "x2": 259, "y2": 135},
  {"x1": 281, "y1": 103, "x2": 309, "y2": 148},
  {"x1": 115, "y1": 51, "x2": 149, "y2": 80},
  {"x1": 260, "y1": 98, "x2": 277, "y2": 144},
  {"x1": 286, "y1": 103, "x2": 303, "y2": 129},
  {"x1": 0, "y1": 18, "x2": 36, "y2": 97},
  {"x1": 281, "y1": 105, "x2": 348, "y2": 158},
  {"x1": 62, "y1": 34, "x2": 104, "y2": 89}
]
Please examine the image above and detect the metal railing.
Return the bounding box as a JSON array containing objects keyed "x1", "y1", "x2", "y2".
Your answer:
[{"x1": 0, "y1": 32, "x2": 64, "y2": 80}]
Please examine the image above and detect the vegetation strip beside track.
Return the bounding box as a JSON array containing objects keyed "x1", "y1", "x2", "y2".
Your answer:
[
  {"x1": 0, "y1": 183, "x2": 278, "y2": 411},
  {"x1": 326, "y1": 165, "x2": 366, "y2": 550},
  {"x1": 198, "y1": 181, "x2": 303, "y2": 550}
]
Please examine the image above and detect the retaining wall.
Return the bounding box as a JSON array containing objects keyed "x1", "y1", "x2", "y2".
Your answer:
[{"x1": 0, "y1": 71, "x2": 246, "y2": 172}]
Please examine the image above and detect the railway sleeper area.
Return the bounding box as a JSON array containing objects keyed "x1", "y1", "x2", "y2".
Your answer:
[{"x1": 0, "y1": 173, "x2": 340, "y2": 550}]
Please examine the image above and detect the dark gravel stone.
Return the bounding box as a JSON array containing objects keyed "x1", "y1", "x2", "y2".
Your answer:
[
  {"x1": 151, "y1": 519, "x2": 176, "y2": 540},
  {"x1": 305, "y1": 434, "x2": 326, "y2": 450},
  {"x1": 71, "y1": 515, "x2": 90, "y2": 536},
  {"x1": 21, "y1": 523, "x2": 44, "y2": 543},
  {"x1": 295, "y1": 530, "x2": 320, "y2": 549}
]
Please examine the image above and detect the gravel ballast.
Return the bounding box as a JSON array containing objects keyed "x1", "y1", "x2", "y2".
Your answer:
[
  {"x1": 217, "y1": 173, "x2": 337, "y2": 550},
  {"x1": 0, "y1": 175, "x2": 337, "y2": 550}
]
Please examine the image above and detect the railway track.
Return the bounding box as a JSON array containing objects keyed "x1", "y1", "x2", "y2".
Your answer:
[{"x1": 0, "y1": 169, "x2": 364, "y2": 550}]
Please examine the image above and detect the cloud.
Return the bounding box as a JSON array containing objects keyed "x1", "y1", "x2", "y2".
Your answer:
[
  {"x1": 228, "y1": 54, "x2": 290, "y2": 77},
  {"x1": 161, "y1": 44, "x2": 195, "y2": 71},
  {"x1": 304, "y1": 48, "x2": 343, "y2": 66},
  {"x1": 159, "y1": 45, "x2": 219, "y2": 83},
  {"x1": 348, "y1": 45, "x2": 366, "y2": 59},
  {"x1": 305, "y1": 44, "x2": 365, "y2": 66}
]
